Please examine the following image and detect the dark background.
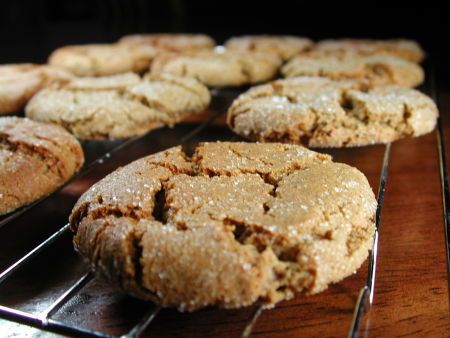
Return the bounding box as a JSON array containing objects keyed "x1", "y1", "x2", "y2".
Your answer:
[{"x1": 0, "y1": 1, "x2": 447, "y2": 76}]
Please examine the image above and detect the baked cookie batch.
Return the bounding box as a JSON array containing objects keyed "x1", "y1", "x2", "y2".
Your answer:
[{"x1": 0, "y1": 34, "x2": 438, "y2": 311}]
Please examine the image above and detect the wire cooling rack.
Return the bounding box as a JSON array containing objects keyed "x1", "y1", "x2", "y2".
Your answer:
[{"x1": 0, "y1": 70, "x2": 448, "y2": 338}]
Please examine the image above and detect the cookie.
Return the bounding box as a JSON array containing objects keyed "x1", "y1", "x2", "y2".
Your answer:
[
  {"x1": 227, "y1": 77, "x2": 437, "y2": 147},
  {"x1": 25, "y1": 72, "x2": 210, "y2": 140},
  {"x1": 151, "y1": 50, "x2": 282, "y2": 87},
  {"x1": 0, "y1": 117, "x2": 84, "y2": 215},
  {"x1": 0, "y1": 64, "x2": 72, "y2": 115},
  {"x1": 224, "y1": 35, "x2": 313, "y2": 60},
  {"x1": 70, "y1": 142, "x2": 376, "y2": 311},
  {"x1": 119, "y1": 33, "x2": 215, "y2": 52},
  {"x1": 282, "y1": 54, "x2": 424, "y2": 87},
  {"x1": 48, "y1": 43, "x2": 158, "y2": 77},
  {"x1": 313, "y1": 39, "x2": 425, "y2": 63}
]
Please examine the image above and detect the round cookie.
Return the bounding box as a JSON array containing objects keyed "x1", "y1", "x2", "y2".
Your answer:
[
  {"x1": 119, "y1": 33, "x2": 215, "y2": 52},
  {"x1": 282, "y1": 54, "x2": 424, "y2": 87},
  {"x1": 25, "y1": 72, "x2": 210, "y2": 140},
  {"x1": 0, "y1": 117, "x2": 84, "y2": 215},
  {"x1": 227, "y1": 77, "x2": 437, "y2": 147},
  {"x1": 0, "y1": 64, "x2": 72, "y2": 115},
  {"x1": 151, "y1": 50, "x2": 282, "y2": 87},
  {"x1": 48, "y1": 43, "x2": 157, "y2": 77},
  {"x1": 224, "y1": 35, "x2": 313, "y2": 61},
  {"x1": 70, "y1": 142, "x2": 376, "y2": 311},
  {"x1": 313, "y1": 39, "x2": 425, "y2": 63}
]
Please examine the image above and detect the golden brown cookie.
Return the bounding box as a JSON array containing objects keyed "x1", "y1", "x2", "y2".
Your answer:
[
  {"x1": 227, "y1": 77, "x2": 437, "y2": 147},
  {"x1": 70, "y1": 142, "x2": 376, "y2": 311},
  {"x1": 151, "y1": 50, "x2": 282, "y2": 87},
  {"x1": 25, "y1": 72, "x2": 210, "y2": 140},
  {"x1": 224, "y1": 35, "x2": 313, "y2": 60},
  {"x1": 313, "y1": 39, "x2": 425, "y2": 63},
  {"x1": 282, "y1": 54, "x2": 424, "y2": 87},
  {"x1": 0, "y1": 117, "x2": 84, "y2": 215},
  {"x1": 0, "y1": 64, "x2": 72, "y2": 115},
  {"x1": 48, "y1": 43, "x2": 157, "y2": 76},
  {"x1": 119, "y1": 33, "x2": 215, "y2": 52}
]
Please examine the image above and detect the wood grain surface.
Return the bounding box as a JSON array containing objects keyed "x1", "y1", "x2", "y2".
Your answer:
[{"x1": 0, "y1": 83, "x2": 449, "y2": 337}]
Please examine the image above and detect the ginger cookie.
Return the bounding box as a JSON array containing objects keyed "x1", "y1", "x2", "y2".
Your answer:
[
  {"x1": 119, "y1": 33, "x2": 215, "y2": 53},
  {"x1": 0, "y1": 117, "x2": 84, "y2": 215},
  {"x1": 25, "y1": 72, "x2": 210, "y2": 140},
  {"x1": 0, "y1": 64, "x2": 71, "y2": 115},
  {"x1": 48, "y1": 43, "x2": 158, "y2": 77},
  {"x1": 282, "y1": 54, "x2": 424, "y2": 87},
  {"x1": 151, "y1": 50, "x2": 282, "y2": 87},
  {"x1": 224, "y1": 35, "x2": 313, "y2": 60},
  {"x1": 70, "y1": 142, "x2": 376, "y2": 311},
  {"x1": 227, "y1": 77, "x2": 437, "y2": 147},
  {"x1": 313, "y1": 39, "x2": 425, "y2": 63}
]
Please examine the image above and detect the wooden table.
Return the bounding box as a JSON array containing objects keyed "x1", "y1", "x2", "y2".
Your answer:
[{"x1": 0, "y1": 82, "x2": 449, "y2": 337}]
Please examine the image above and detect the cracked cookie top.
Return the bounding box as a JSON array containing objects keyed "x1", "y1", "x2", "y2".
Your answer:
[
  {"x1": 48, "y1": 43, "x2": 158, "y2": 77},
  {"x1": 0, "y1": 117, "x2": 84, "y2": 215},
  {"x1": 70, "y1": 142, "x2": 376, "y2": 311},
  {"x1": 227, "y1": 77, "x2": 437, "y2": 147},
  {"x1": 313, "y1": 39, "x2": 425, "y2": 63},
  {"x1": 282, "y1": 54, "x2": 424, "y2": 87},
  {"x1": 224, "y1": 35, "x2": 313, "y2": 61},
  {"x1": 150, "y1": 50, "x2": 282, "y2": 87},
  {"x1": 118, "y1": 33, "x2": 216, "y2": 53},
  {"x1": 0, "y1": 64, "x2": 72, "y2": 115},
  {"x1": 25, "y1": 72, "x2": 210, "y2": 140}
]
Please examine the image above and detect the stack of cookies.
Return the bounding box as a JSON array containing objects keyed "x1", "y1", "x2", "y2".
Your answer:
[{"x1": 0, "y1": 34, "x2": 438, "y2": 313}]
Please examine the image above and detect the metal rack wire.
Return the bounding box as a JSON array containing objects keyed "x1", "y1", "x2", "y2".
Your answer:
[
  {"x1": 0, "y1": 70, "x2": 448, "y2": 337},
  {"x1": 347, "y1": 142, "x2": 391, "y2": 338},
  {"x1": 430, "y1": 68, "x2": 450, "y2": 303},
  {"x1": 345, "y1": 64, "x2": 450, "y2": 338}
]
